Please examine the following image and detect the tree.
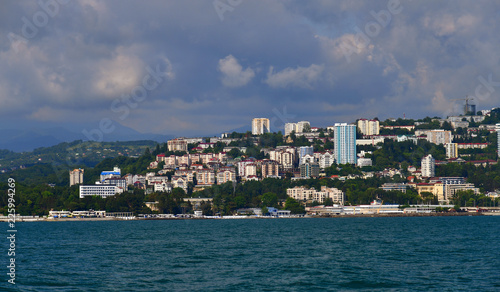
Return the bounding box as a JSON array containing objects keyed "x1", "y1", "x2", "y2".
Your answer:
[
  {"x1": 261, "y1": 192, "x2": 278, "y2": 208},
  {"x1": 285, "y1": 197, "x2": 305, "y2": 214}
]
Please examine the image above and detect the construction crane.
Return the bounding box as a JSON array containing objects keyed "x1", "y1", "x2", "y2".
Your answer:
[{"x1": 451, "y1": 96, "x2": 475, "y2": 115}]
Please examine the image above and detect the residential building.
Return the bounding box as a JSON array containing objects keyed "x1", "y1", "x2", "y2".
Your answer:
[
  {"x1": 296, "y1": 121, "x2": 311, "y2": 133},
  {"x1": 357, "y1": 119, "x2": 380, "y2": 135},
  {"x1": 357, "y1": 157, "x2": 372, "y2": 168},
  {"x1": 427, "y1": 130, "x2": 452, "y2": 145},
  {"x1": 445, "y1": 143, "x2": 458, "y2": 159},
  {"x1": 217, "y1": 167, "x2": 236, "y2": 184},
  {"x1": 100, "y1": 167, "x2": 121, "y2": 182},
  {"x1": 300, "y1": 162, "x2": 319, "y2": 178},
  {"x1": 79, "y1": 185, "x2": 121, "y2": 198},
  {"x1": 167, "y1": 138, "x2": 188, "y2": 152},
  {"x1": 102, "y1": 178, "x2": 127, "y2": 189},
  {"x1": 411, "y1": 182, "x2": 445, "y2": 201},
  {"x1": 69, "y1": 168, "x2": 84, "y2": 186},
  {"x1": 421, "y1": 154, "x2": 435, "y2": 177},
  {"x1": 196, "y1": 169, "x2": 216, "y2": 186},
  {"x1": 244, "y1": 164, "x2": 258, "y2": 178},
  {"x1": 334, "y1": 123, "x2": 357, "y2": 164},
  {"x1": 252, "y1": 118, "x2": 270, "y2": 135},
  {"x1": 380, "y1": 183, "x2": 407, "y2": 193},
  {"x1": 299, "y1": 146, "x2": 314, "y2": 164},
  {"x1": 171, "y1": 175, "x2": 188, "y2": 192},
  {"x1": 153, "y1": 182, "x2": 172, "y2": 193},
  {"x1": 319, "y1": 152, "x2": 334, "y2": 169},
  {"x1": 284, "y1": 123, "x2": 296, "y2": 136},
  {"x1": 261, "y1": 161, "x2": 280, "y2": 178},
  {"x1": 287, "y1": 186, "x2": 344, "y2": 204},
  {"x1": 237, "y1": 159, "x2": 256, "y2": 177}
]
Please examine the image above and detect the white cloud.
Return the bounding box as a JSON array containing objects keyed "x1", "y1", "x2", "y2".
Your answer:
[
  {"x1": 218, "y1": 55, "x2": 255, "y2": 87},
  {"x1": 265, "y1": 64, "x2": 324, "y2": 89}
]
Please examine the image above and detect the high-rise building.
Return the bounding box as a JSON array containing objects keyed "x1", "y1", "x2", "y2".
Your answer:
[
  {"x1": 421, "y1": 154, "x2": 435, "y2": 177},
  {"x1": 69, "y1": 168, "x2": 84, "y2": 186},
  {"x1": 252, "y1": 118, "x2": 270, "y2": 135},
  {"x1": 497, "y1": 124, "x2": 500, "y2": 158},
  {"x1": 296, "y1": 121, "x2": 311, "y2": 133},
  {"x1": 167, "y1": 138, "x2": 188, "y2": 152},
  {"x1": 284, "y1": 123, "x2": 296, "y2": 136},
  {"x1": 427, "y1": 130, "x2": 452, "y2": 145},
  {"x1": 445, "y1": 143, "x2": 458, "y2": 159},
  {"x1": 298, "y1": 146, "x2": 314, "y2": 165},
  {"x1": 334, "y1": 123, "x2": 357, "y2": 164},
  {"x1": 300, "y1": 162, "x2": 319, "y2": 178},
  {"x1": 357, "y1": 119, "x2": 379, "y2": 136}
]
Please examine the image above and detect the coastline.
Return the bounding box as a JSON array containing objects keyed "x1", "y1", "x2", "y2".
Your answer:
[{"x1": 3, "y1": 211, "x2": 493, "y2": 222}]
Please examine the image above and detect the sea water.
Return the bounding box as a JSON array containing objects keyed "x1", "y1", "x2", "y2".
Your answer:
[{"x1": 3, "y1": 216, "x2": 500, "y2": 291}]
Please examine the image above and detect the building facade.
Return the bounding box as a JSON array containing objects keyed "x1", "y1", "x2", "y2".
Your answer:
[
  {"x1": 334, "y1": 123, "x2": 357, "y2": 164},
  {"x1": 497, "y1": 124, "x2": 500, "y2": 158},
  {"x1": 421, "y1": 154, "x2": 435, "y2": 178},
  {"x1": 79, "y1": 185, "x2": 121, "y2": 198},
  {"x1": 167, "y1": 139, "x2": 188, "y2": 152},
  {"x1": 445, "y1": 143, "x2": 458, "y2": 159},
  {"x1": 69, "y1": 168, "x2": 84, "y2": 186},
  {"x1": 252, "y1": 118, "x2": 270, "y2": 135},
  {"x1": 357, "y1": 119, "x2": 380, "y2": 136},
  {"x1": 427, "y1": 130, "x2": 452, "y2": 145}
]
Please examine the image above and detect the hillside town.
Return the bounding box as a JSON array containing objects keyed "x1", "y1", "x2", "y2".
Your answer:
[{"x1": 64, "y1": 105, "x2": 500, "y2": 217}]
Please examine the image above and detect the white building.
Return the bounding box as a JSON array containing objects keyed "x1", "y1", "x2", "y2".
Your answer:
[
  {"x1": 357, "y1": 157, "x2": 372, "y2": 168},
  {"x1": 357, "y1": 119, "x2": 379, "y2": 136},
  {"x1": 427, "y1": 130, "x2": 452, "y2": 145},
  {"x1": 319, "y1": 152, "x2": 334, "y2": 169},
  {"x1": 287, "y1": 186, "x2": 344, "y2": 204},
  {"x1": 252, "y1": 118, "x2": 270, "y2": 135},
  {"x1": 69, "y1": 168, "x2": 84, "y2": 186},
  {"x1": 421, "y1": 154, "x2": 435, "y2": 178},
  {"x1": 296, "y1": 121, "x2": 311, "y2": 133},
  {"x1": 79, "y1": 185, "x2": 122, "y2": 198},
  {"x1": 334, "y1": 123, "x2": 357, "y2": 164},
  {"x1": 445, "y1": 143, "x2": 458, "y2": 159},
  {"x1": 167, "y1": 138, "x2": 188, "y2": 152},
  {"x1": 299, "y1": 146, "x2": 314, "y2": 165},
  {"x1": 284, "y1": 123, "x2": 296, "y2": 136},
  {"x1": 100, "y1": 167, "x2": 121, "y2": 182}
]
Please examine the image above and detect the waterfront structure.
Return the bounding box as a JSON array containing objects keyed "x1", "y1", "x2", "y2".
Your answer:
[
  {"x1": 252, "y1": 118, "x2": 270, "y2": 135},
  {"x1": 445, "y1": 143, "x2": 458, "y2": 159},
  {"x1": 421, "y1": 154, "x2": 435, "y2": 177},
  {"x1": 79, "y1": 185, "x2": 122, "y2": 198},
  {"x1": 357, "y1": 119, "x2": 379, "y2": 136},
  {"x1": 334, "y1": 123, "x2": 357, "y2": 164},
  {"x1": 167, "y1": 138, "x2": 188, "y2": 152},
  {"x1": 426, "y1": 130, "x2": 452, "y2": 145},
  {"x1": 69, "y1": 168, "x2": 84, "y2": 186}
]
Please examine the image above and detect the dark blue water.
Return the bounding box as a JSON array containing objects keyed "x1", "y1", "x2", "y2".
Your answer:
[{"x1": 2, "y1": 216, "x2": 500, "y2": 291}]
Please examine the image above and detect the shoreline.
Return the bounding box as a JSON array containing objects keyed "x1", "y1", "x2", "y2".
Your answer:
[{"x1": 3, "y1": 212, "x2": 493, "y2": 222}]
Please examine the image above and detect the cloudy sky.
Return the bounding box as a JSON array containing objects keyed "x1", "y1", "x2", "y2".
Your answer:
[{"x1": 1, "y1": 0, "x2": 500, "y2": 138}]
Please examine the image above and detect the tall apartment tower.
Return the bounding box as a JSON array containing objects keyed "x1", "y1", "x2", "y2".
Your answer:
[
  {"x1": 421, "y1": 154, "x2": 435, "y2": 177},
  {"x1": 334, "y1": 123, "x2": 357, "y2": 164},
  {"x1": 497, "y1": 124, "x2": 500, "y2": 158},
  {"x1": 445, "y1": 143, "x2": 458, "y2": 159},
  {"x1": 69, "y1": 168, "x2": 84, "y2": 186},
  {"x1": 252, "y1": 118, "x2": 270, "y2": 135},
  {"x1": 357, "y1": 119, "x2": 380, "y2": 135}
]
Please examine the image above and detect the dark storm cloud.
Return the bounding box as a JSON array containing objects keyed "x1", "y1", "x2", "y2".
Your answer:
[{"x1": 1, "y1": 0, "x2": 500, "y2": 136}]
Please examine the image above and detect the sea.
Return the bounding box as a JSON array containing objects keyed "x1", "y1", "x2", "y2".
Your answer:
[{"x1": 2, "y1": 216, "x2": 500, "y2": 291}]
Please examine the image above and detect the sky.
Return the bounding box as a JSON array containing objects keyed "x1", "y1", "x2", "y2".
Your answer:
[{"x1": 1, "y1": 0, "x2": 500, "y2": 138}]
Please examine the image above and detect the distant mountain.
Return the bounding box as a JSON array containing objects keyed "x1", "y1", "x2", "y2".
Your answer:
[{"x1": 0, "y1": 122, "x2": 172, "y2": 152}]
